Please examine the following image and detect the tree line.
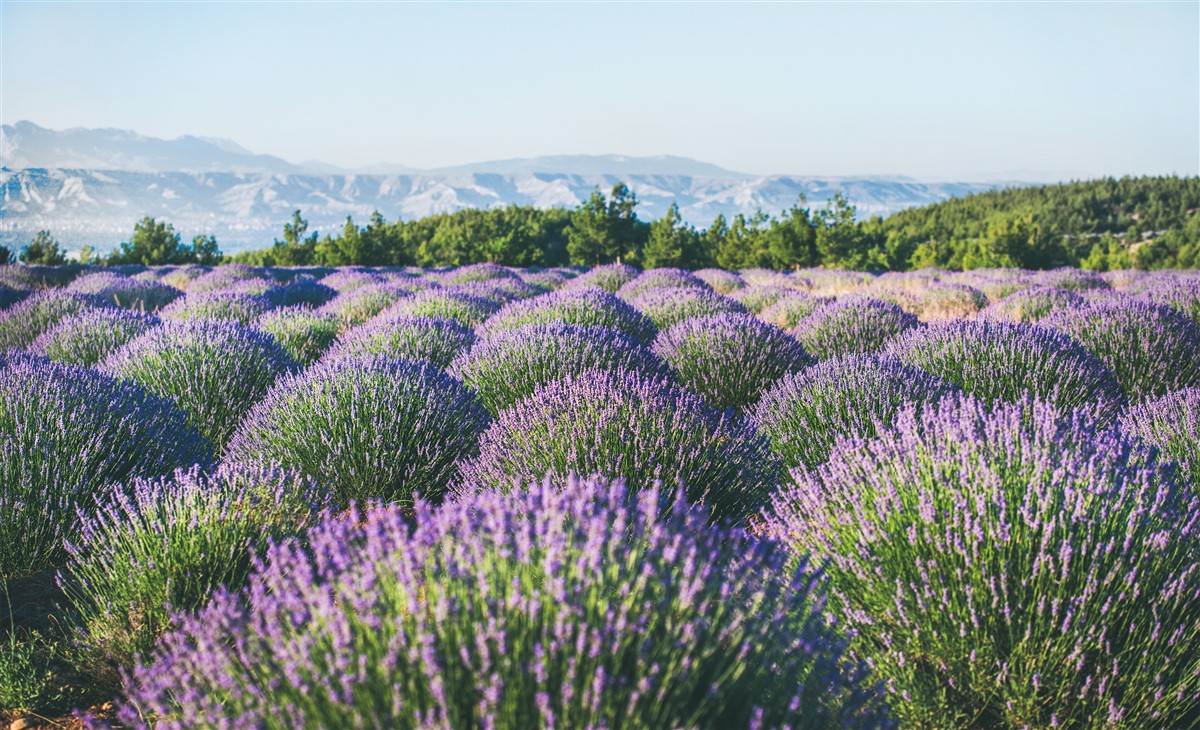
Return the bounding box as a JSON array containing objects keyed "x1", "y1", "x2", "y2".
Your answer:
[{"x1": 6, "y1": 176, "x2": 1198, "y2": 271}]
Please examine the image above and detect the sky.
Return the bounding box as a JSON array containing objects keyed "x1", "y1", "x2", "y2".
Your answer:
[{"x1": 1, "y1": 1, "x2": 1197, "y2": 181}]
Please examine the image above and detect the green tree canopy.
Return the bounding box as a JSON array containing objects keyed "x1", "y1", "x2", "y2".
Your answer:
[{"x1": 20, "y1": 230, "x2": 67, "y2": 265}]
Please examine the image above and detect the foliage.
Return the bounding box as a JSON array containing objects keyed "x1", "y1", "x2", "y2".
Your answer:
[
  {"x1": 256, "y1": 306, "x2": 341, "y2": 365},
  {"x1": 791, "y1": 297, "x2": 920, "y2": 359},
  {"x1": 106, "y1": 218, "x2": 223, "y2": 266},
  {"x1": 225, "y1": 357, "x2": 490, "y2": 508},
  {"x1": 30, "y1": 309, "x2": 159, "y2": 367},
  {"x1": 322, "y1": 316, "x2": 475, "y2": 370},
  {"x1": 19, "y1": 230, "x2": 67, "y2": 266},
  {"x1": 768, "y1": 396, "x2": 1200, "y2": 728}
]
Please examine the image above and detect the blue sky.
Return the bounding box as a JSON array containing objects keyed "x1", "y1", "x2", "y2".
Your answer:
[{"x1": 2, "y1": 1, "x2": 1197, "y2": 181}]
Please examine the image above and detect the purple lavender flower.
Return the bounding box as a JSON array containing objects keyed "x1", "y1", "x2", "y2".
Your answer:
[
  {"x1": 315, "y1": 284, "x2": 410, "y2": 327},
  {"x1": 753, "y1": 354, "x2": 956, "y2": 470},
  {"x1": 693, "y1": 268, "x2": 747, "y2": 294},
  {"x1": 380, "y1": 289, "x2": 502, "y2": 328},
  {"x1": 103, "y1": 320, "x2": 297, "y2": 455},
  {"x1": 65, "y1": 271, "x2": 181, "y2": 312},
  {"x1": 225, "y1": 356, "x2": 490, "y2": 507},
  {"x1": 159, "y1": 290, "x2": 273, "y2": 325},
  {"x1": 0, "y1": 290, "x2": 115, "y2": 350},
  {"x1": 1122, "y1": 387, "x2": 1200, "y2": 488},
  {"x1": 322, "y1": 316, "x2": 475, "y2": 370},
  {"x1": 629, "y1": 286, "x2": 748, "y2": 331},
  {"x1": 185, "y1": 266, "x2": 273, "y2": 294},
  {"x1": 885, "y1": 319, "x2": 1125, "y2": 419},
  {"x1": 112, "y1": 475, "x2": 888, "y2": 729},
  {"x1": 616, "y1": 267, "x2": 708, "y2": 301},
  {"x1": 1040, "y1": 299, "x2": 1200, "y2": 400},
  {"x1": 1029, "y1": 267, "x2": 1111, "y2": 292},
  {"x1": 437, "y1": 262, "x2": 522, "y2": 285},
  {"x1": 729, "y1": 284, "x2": 798, "y2": 314},
  {"x1": 652, "y1": 313, "x2": 814, "y2": 416},
  {"x1": 975, "y1": 286, "x2": 1084, "y2": 323},
  {"x1": 30, "y1": 308, "x2": 160, "y2": 367},
  {"x1": 561, "y1": 263, "x2": 640, "y2": 293},
  {"x1": 316, "y1": 269, "x2": 387, "y2": 293},
  {"x1": 478, "y1": 288, "x2": 657, "y2": 344},
  {"x1": 450, "y1": 323, "x2": 672, "y2": 415},
  {"x1": 758, "y1": 292, "x2": 824, "y2": 330},
  {"x1": 457, "y1": 369, "x2": 781, "y2": 522},
  {"x1": 0, "y1": 358, "x2": 208, "y2": 579},
  {"x1": 791, "y1": 297, "x2": 920, "y2": 359},
  {"x1": 256, "y1": 306, "x2": 341, "y2": 366},
  {"x1": 1135, "y1": 274, "x2": 1200, "y2": 326},
  {"x1": 443, "y1": 278, "x2": 549, "y2": 305},
  {"x1": 767, "y1": 395, "x2": 1200, "y2": 728}
]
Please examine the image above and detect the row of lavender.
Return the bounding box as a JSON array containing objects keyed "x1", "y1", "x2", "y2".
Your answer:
[{"x1": 1, "y1": 262, "x2": 1198, "y2": 728}]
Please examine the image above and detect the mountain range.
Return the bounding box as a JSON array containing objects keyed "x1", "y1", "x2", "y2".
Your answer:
[{"x1": 0, "y1": 121, "x2": 1016, "y2": 253}]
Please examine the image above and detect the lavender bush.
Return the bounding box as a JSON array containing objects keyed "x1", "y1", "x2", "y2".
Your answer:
[
  {"x1": 381, "y1": 289, "x2": 501, "y2": 328},
  {"x1": 753, "y1": 354, "x2": 956, "y2": 471},
  {"x1": 1136, "y1": 275, "x2": 1200, "y2": 326},
  {"x1": 694, "y1": 268, "x2": 746, "y2": 293},
  {"x1": 30, "y1": 309, "x2": 160, "y2": 367},
  {"x1": 1030, "y1": 267, "x2": 1110, "y2": 292},
  {"x1": 1122, "y1": 387, "x2": 1200, "y2": 488},
  {"x1": 758, "y1": 292, "x2": 822, "y2": 329},
  {"x1": 886, "y1": 320, "x2": 1125, "y2": 419},
  {"x1": 975, "y1": 286, "x2": 1083, "y2": 323},
  {"x1": 652, "y1": 313, "x2": 814, "y2": 415},
  {"x1": 256, "y1": 306, "x2": 342, "y2": 366},
  {"x1": 792, "y1": 297, "x2": 920, "y2": 360},
  {"x1": 458, "y1": 370, "x2": 781, "y2": 521},
  {"x1": 316, "y1": 284, "x2": 409, "y2": 327},
  {"x1": 0, "y1": 290, "x2": 113, "y2": 350},
  {"x1": 60, "y1": 463, "x2": 325, "y2": 669},
  {"x1": 225, "y1": 357, "x2": 490, "y2": 507},
  {"x1": 1040, "y1": 300, "x2": 1200, "y2": 399},
  {"x1": 0, "y1": 358, "x2": 208, "y2": 579},
  {"x1": 113, "y1": 475, "x2": 887, "y2": 729},
  {"x1": 159, "y1": 290, "x2": 273, "y2": 325},
  {"x1": 321, "y1": 316, "x2": 475, "y2": 370},
  {"x1": 103, "y1": 321, "x2": 297, "y2": 455},
  {"x1": 628, "y1": 286, "x2": 748, "y2": 330},
  {"x1": 449, "y1": 324, "x2": 671, "y2": 415},
  {"x1": 261, "y1": 278, "x2": 338, "y2": 308},
  {"x1": 615, "y1": 267, "x2": 707, "y2": 301},
  {"x1": 65, "y1": 272, "x2": 181, "y2": 312},
  {"x1": 768, "y1": 396, "x2": 1200, "y2": 728},
  {"x1": 561, "y1": 262, "x2": 639, "y2": 293},
  {"x1": 478, "y1": 288, "x2": 657, "y2": 344}
]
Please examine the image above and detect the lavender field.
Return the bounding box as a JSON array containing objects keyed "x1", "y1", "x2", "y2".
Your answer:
[{"x1": 2, "y1": 261, "x2": 1199, "y2": 729}]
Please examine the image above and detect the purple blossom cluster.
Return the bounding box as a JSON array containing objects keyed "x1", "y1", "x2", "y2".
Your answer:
[
  {"x1": 158, "y1": 290, "x2": 273, "y2": 325},
  {"x1": 226, "y1": 356, "x2": 490, "y2": 507},
  {"x1": 316, "y1": 283, "x2": 410, "y2": 326},
  {"x1": 113, "y1": 475, "x2": 888, "y2": 729},
  {"x1": 0, "y1": 290, "x2": 114, "y2": 350},
  {"x1": 65, "y1": 271, "x2": 182, "y2": 312},
  {"x1": 652, "y1": 313, "x2": 814, "y2": 415},
  {"x1": 1122, "y1": 386, "x2": 1200, "y2": 488},
  {"x1": 791, "y1": 297, "x2": 920, "y2": 359},
  {"x1": 30, "y1": 308, "x2": 160, "y2": 367},
  {"x1": 975, "y1": 285, "x2": 1084, "y2": 322},
  {"x1": 1, "y1": 357, "x2": 208, "y2": 579},
  {"x1": 615, "y1": 267, "x2": 707, "y2": 301},
  {"x1": 450, "y1": 323, "x2": 672, "y2": 414},
  {"x1": 561, "y1": 262, "x2": 640, "y2": 293},
  {"x1": 458, "y1": 369, "x2": 781, "y2": 521},
  {"x1": 628, "y1": 285, "x2": 748, "y2": 330},
  {"x1": 757, "y1": 291, "x2": 823, "y2": 329},
  {"x1": 381, "y1": 288, "x2": 502, "y2": 328},
  {"x1": 478, "y1": 287, "x2": 657, "y2": 344},
  {"x1": 768, "y1": 395, "x2": 1200, "y2": 727},
  {"x1": 1040, "y1": 299, "x2": 1200, "y2": 399},
  {"x1": 886, "y1": 319, "x2": 1126, "y2": 418},
  {"x1": 103, "y1": 320, "x2": 297, "y2": 454},
  {"x1": 322, "y1": 315, "x2": 476, "y2": 370},
  {"x1": 729, "y1": 284, "x2": 796, "y2": 313},
  {"x1": 693, "y1": 268, "x2": 746, "y2": 293},
  {"x1": 255, "y1": 306, "x2": 342, "y2": 365}
]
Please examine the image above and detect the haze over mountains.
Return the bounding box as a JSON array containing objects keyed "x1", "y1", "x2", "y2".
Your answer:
[{"x1": 0, "y1": 121, "x2": 1013, "y2": 253}]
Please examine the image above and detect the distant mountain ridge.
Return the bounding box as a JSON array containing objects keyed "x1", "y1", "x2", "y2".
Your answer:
[{"x1": 0, "y1": 122, "x2": 1014, "y2": 253}]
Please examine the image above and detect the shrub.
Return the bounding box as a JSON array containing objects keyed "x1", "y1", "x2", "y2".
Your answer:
[
  {"x1": 30, "y1": 309, "x2": 159, "y2": 367},
  {"x1": 729, "y1": 284, "x2": 795, "y2": 314},
  {"x1": 629, "y1": 286, "x2": 747, "y2": 331},
  {"x1": 1040, "y1": 300, "x2": 1200, "y2": 400},
  {"x1": 0, "y1": 290, "x2": 114, "y2": 350},
  {"x1": 113, "y1": 475, "x2": 887, "y2": 729},
  {"x1": 1100, "y1": 269, "x2": 1149, "y2": 291},
  {"x1": 975, "y1": 286, "x2": 1083, "y2": 322},
  {"x1": 445, "y1": 278, "x2": 548, "y2": 305},
  {"x1": 738, "y1": 268, "x2": 794, "y2": 287},
  {"x1": 1122, "y1": 387, "x2": 1200, "y2": 488},
  {"x1": 380, "y1": 289, "x2": 501, "y2": 328},
  {"x1": 908, "y1": 283, "x2": 987, "y2": 321},
  {"x1": 1030, "y1": 267, "x2": 1110, "y2": 292},
  {"x1": 0, "y1": 284, "x2": 30, "y2": 311},
  {"x1": 0, "y1": 359, "x2": 208, "y2": 580},
  {"x1": 886, "y1": 319, "x2": 1125, "y2": 419},
  {"x1": 185, "y1": 268, "x2": 271, "y2": 294},
  {"x1": 792, "y1": 297, "x2": 919, "y2": 359},
  {"x1": 694, "y1": 268, "x2": 746, "y2": 293},
  {"x1": 450, "y1": 324, "x2": 670, "y2": 415},
  {"x1": 322, "y1": 316, "x2": 475, "y2": 370},
  {"x1": 225, "y1": 357, "x2": 489, "y2": 507},
  {"x1": 478, "y1": 288, "x2": 656, "y2": 344},
  {"x1": 758, "y1": 292, "x2": 823, "y2": 329},
  {"x1": 767, "y1": 396, "x2": 1200, "y2": 728},
  {"x1": 316, "y1": 284, "x2": 408, "y2": 327},
  {"x1": 517, "y1": 269, "x2": 570, "y2": 290},
  {"x1": 1136, "y1": 275, "x2": 1200, "y2": 326},
  {"x1": 159, "y1": 290, "x2": 273, "y2": 325},
  {"x1": 103, "y1": 321, "x2": 296, "y2": 455},
  {"x1": 652, "y1": 313, "x2": 813, "y2": 415},
  {"x1": 438, "y1": 262, "x2": 520, "y2": 285},
  {"x1": 796, "y1": 269, "x2": 872, "y2": 297},
  {"x1": 60, "y1": 463, "x2": 325, "y2": 669},
  {"x1": 561, "y1": 262, "x2": 639, "y2": 293},
  {"x1": 458, "y1": 370, "x2": 781, "y2": 522},
  {"x1": 256, "y1": 306, "x2": 341, "y2": 366},
  {"x1": 316, "y1": 270, "x2": 385, "y2": 293},
  {"x1": 65, "y1": 272, "x2": 181, "y2": 312},
  {"x1": 616, "y1": 268, "x2": 707, "y2": 301},
  {"x1": 753, "y1": 354, "x2": 955, "y2": 471}
]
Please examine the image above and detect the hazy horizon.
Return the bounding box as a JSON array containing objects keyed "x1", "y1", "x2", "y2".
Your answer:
[{"x1": 2, "y1": 2, "x2": 1197, "y2": 183}]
